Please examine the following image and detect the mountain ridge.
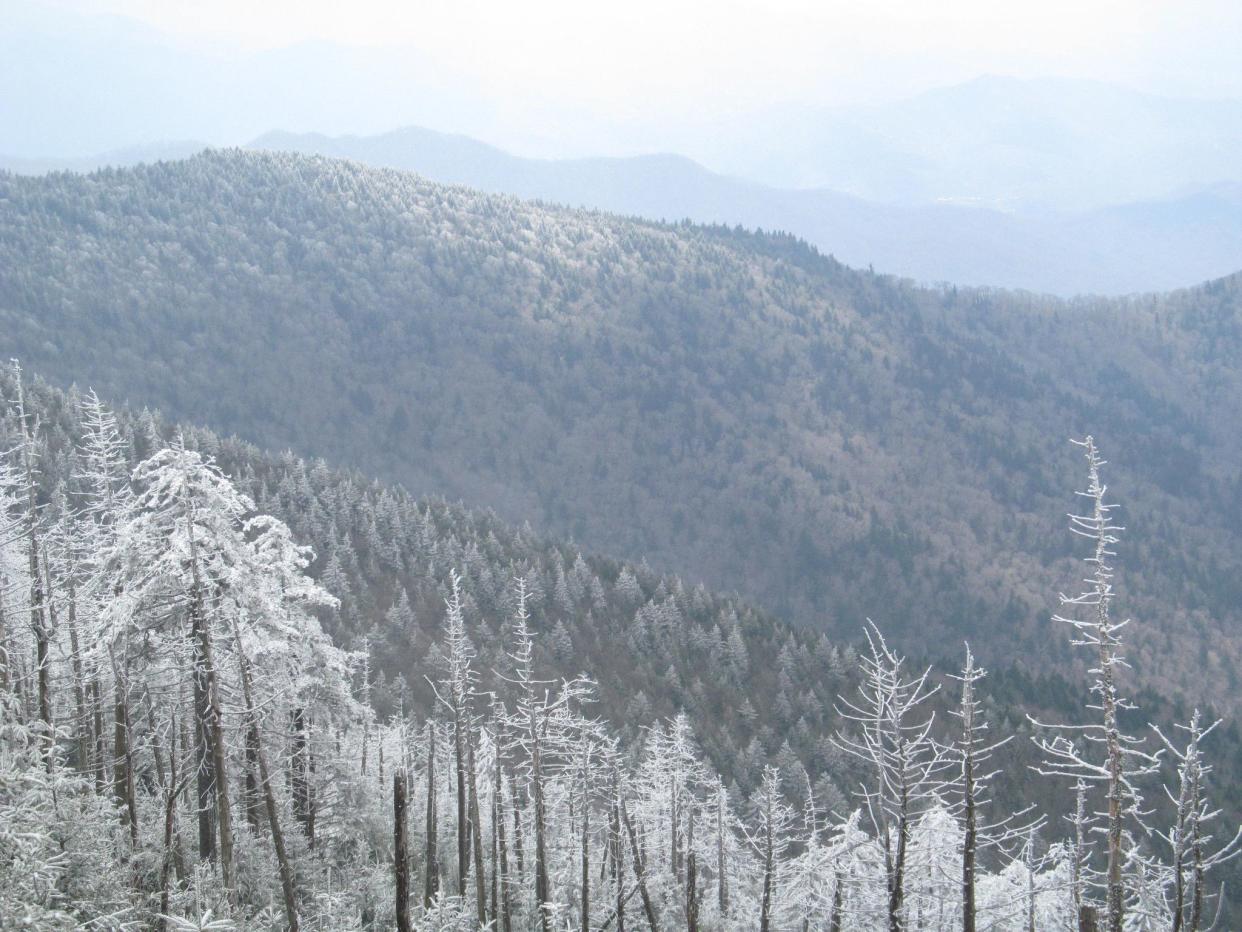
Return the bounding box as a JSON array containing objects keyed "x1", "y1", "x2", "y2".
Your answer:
[
  {"x1": 2, "y1": 148, "x2": 1241, "y2": 709},
  {"x1": 10, "y1": 124, "x2": 1242, "y2": 295}
]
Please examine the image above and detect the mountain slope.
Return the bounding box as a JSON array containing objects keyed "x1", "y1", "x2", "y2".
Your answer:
[
  {"x1": 2, "y1": 149, "x2": 1241, "y2": 705},
  {"x1": 244, "y1": 126, "x2": 1242, "y2": 295},
  {"x1": 0, "y1": 366, "x2": 858, "y2": 798}
]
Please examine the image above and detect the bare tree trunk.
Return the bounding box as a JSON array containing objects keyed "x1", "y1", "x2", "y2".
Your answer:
[
  {"x1": 495, "y1": 751, "x2": 512, "y2": 932},
  {"x1": 622, "y1": 799, "x2": 660, "y2": 932},
  {"x1": 468, "y1": 737, "x2": 488, "y2": 928},
  {"x1": 580, "y1": 785, "x2": 590, "y2": 932},
  {"x1": 453, "y1": 707, "x2": 469, "y2": 898},
  {"x1": 188, "y1": 589, "x2": 216, "y2": 862},
  {"x1": 53, "y1": 558, "x2": 92, "y2": 775},
  {"x1": 291, "y1": 707, "x2": 314, "y2": 846},
  {"x1": 244, "y1": 725, "x2": 264, "y2": 834},
  {"x1": 490, "y1": 769, "x2": 500, "y2": 929},
  {"x1": 146, "y1": 694, "x2": 167, "y2": 788},
  {"x1": 611, "y1": 789, "x2": 626, "y2": 932},
  {"x1": 760, "y1": 785, "x2": 773, "y2": 932},
  {"x1": 111, "y1": 656, "x2": 139, "y2": 847},
  {"x1": 685, "y1": 851, "x2": 699, "y2": 932},
  {"x1": 18, "y1": 385, "x2": 53, "y2": 761},
  {"x1": 91, "y1": 678, "x2": 106, "y2": 794},
  {"x1": 394, "y1": 771, "x2": 412, "y2": 932},
  {"x1": 962, "y1": 741, "x2": 977, "y2": 932},
  {"x1": 0, "y1": 582, "x2": 9, "y2": 695},
  {"x1": 200, "y1": 590, "x2": 235, "y2": 900},
  {"x1": 670, "y1": 774, "x2": 680, "y2": 881},
  {"x1": 716, "y1": 781, "x2": 728, "y2": 917},
  {"x1": 1189, "y1": 770, "x2": 1204, "y2": 932},
  {"x1": 231, "y1": 617, "x2": 298, "y2": 932},
  {"x1": 531, "y1": 720, "x2": 553, "y2": 932},
  {"x1": 685, "y1": 804, "x2": 697, "y2": 932},
  {"x1": 1072, "y1": 779, "x2": 1088, "y2": 928},
  {"x1": 158, "y1": 724, "x2": 186, "y2": 932},
  {"x1": 31, "y1": 558, "x2": 53, "y2": 758},
  {"x1": 423, "y1": 722, "x2": 440, "y2": 908},
  {"x1": 828, "y1": 872, "x2": 844, "y2": 932},
  {"x1": 887, "y1": 783, "x2": 911, "y2": 932},
  {"x1": 170, "y1": 718, "x2": 187, "y2": 885},
  {"x1": 509, "y1": 766, "x2": 525, "y2": 883},
  {"x1": 1104, "y1": 709, "x2": 1124, "y2": 932}
]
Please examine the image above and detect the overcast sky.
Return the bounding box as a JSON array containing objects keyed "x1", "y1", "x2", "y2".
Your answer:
[{"x1": 50, "y1": 0, "x2": 1242, "y2": 116}]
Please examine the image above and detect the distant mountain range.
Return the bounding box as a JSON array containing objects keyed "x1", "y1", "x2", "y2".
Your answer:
[
  {"x1": 7, "y1": 124, "x2": 1239, "y2": 295},
  {"x1": 245, "y1": 126, "x2": 1242, "y2": 295},
  {"x1": 4, "y1": 2, "x2": 1242, "y2": 212},
  {"x1": 683, "y1": 75, "x2": 1242, "y2": 211}
]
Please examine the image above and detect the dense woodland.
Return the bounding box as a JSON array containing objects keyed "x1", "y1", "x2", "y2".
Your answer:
[
  {"x1": 3, "y1": 359, "x2": 1241, "y2": 929},
  {"x1": 2, "y1": 152, "x2": 1242, "y2": 712}
]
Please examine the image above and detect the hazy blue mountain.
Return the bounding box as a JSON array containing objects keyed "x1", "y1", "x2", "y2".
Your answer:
[
  {"x1": 0, "y1": 2, "x2": 495, "y2": 157},
  {"x1": 6, "y1": 1, "x2": 1242, "y2": 215},
  {"x1": 0, "y1": 140, "x2": 209, "y2": 175},
  {"x1": 247, "y1": 126, "x2": 1242, "y2": 295},
  {"x1": 692, "y1": 76, "x2": 1242, "y2": 210}
]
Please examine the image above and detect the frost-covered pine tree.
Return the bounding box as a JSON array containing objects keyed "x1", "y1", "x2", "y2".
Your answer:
[
  {"x1": 833, "y1": 623, "x2": 952, "y2": 932},
  {"x1": 1030, "y1": 437, "x2": 1159, "y2": 932}
]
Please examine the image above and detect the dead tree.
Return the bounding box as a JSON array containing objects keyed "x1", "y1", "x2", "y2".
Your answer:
[
  {"x1": 394, "y1": 771, "x2": 412, "y2": 932},
  {"x1": 1031, "y1": 438, "x2": 1159, "y2": 932},
  {"x1": 423, "y1": 721, "x2": 440, "y2": 908}
]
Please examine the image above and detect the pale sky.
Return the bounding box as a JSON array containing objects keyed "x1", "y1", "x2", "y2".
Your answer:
[{"x1": 50, "y1": 0, "x2": 1242, "y2": 115}]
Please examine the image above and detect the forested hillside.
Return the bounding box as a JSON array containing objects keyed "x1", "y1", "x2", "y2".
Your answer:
[
  {"x1": 3, "y1": 364, "x2": 1239, "y2": 930},
  {"x1": 247, "y1": 127, "x2": 1242, "y2": 295},
  {"x1": 0, "y1": 368, "x2": 857, "y2": 805},
  {"x1": 2, "y1": 150, "x2": 1242, "y2": 708}
]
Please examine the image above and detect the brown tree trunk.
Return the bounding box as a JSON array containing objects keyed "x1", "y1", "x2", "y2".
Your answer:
[
  {"x1": 188, "y1": 589, "x2": 217, "y2": 863},
  {"x1": 91, "y1": 679, "x2": 107, "y2": 794},
  {"x1": 454, "y1": 710, "x2": 469, "y2": 898},
  {"x1": 580, "y1": 786, "x2": 590, "y2": 932},
  {"x1": 468, "y1": 737, "x2": 488, "y2": 927},
  {"x1": 495, "y1": 751, "x2": 512, "y2": 932},
  {"x1": 828, "y1": 872, "x2": 844, "y2": 932},
  {"x1": 612, "y1": 790, "x2": 626, "y2": 932},
  {"x1": 291, "y1": 707, "x2": 314, "y2": 846},
  {"x1": 760, "y1": 787, "x2": 773, "y2": 932},
  {"x1": 0, "y1": 583, "x2": 9, "y2": 695},
  {"x1": 423, "y1": 722, "x2": 440, "y2": 908},
  {"x1": 231, "y1": 618, "x2": 298, "y2": 931},
  {"x1": 158, "y1": 726, "x2": 186, "y2": 932},
  {"x1": 394, "y1": 771, "x2": 412, "y2": 932},
  {"x1": 685, "y1": 851, "x2": 699, "y2": 932},
  {"x1": 244, "y1": 724, "x2": 264, "y2": 834},
  {"x1": 53, "y1": 558, "x2": 92, "y2": 775},
  {"x1": 531, "y1": 716, "x2": 552, "y2": 932},
  {"x1": 716, "y1": 782, "x2": 728, "y2": 917},
  {"x1": 112, "y1": 660, "x2": 139, "y2": 847},
  {"x1": 962, "y1": 746, "x2": 977, "y2": 932},
  {"x1": 622, "y1": 799, "x2": 660, "y2": 932}
]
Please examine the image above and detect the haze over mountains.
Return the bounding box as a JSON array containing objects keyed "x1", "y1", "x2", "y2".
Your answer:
[
  {"x1": 244, "y1": 125, "x2": 1242, "y2": 295},
  {"x1": 9, "y1": 4, "x2": 1242, "y2": 295},
  {"x1": 7, "y1": 123, "x2": 1242, "y2": 295},
  {"x1": 688, "y1": 75, "x2": 1242, "y2": 209},
  {"x1": 3, "y1": 149, "x2": 1241, "y2": 710}
]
